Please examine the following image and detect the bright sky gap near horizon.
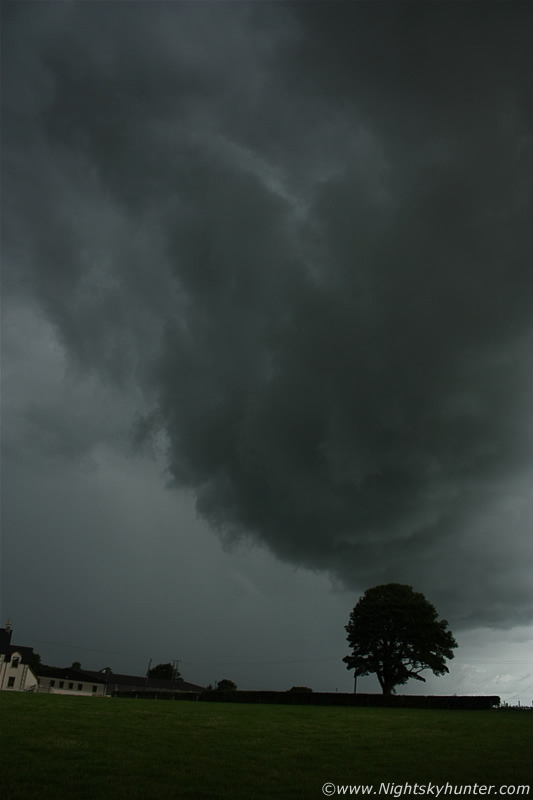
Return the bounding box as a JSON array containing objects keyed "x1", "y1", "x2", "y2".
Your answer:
[{"x1": 1, "y1": 1, "x2": 532, "y2": 701}]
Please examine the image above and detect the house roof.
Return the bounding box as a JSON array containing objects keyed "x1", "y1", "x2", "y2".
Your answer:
[
  {"x1": 37, "y1": 666, "x2": 107, "y2": 684},
  {"x1": 0, "y1": 625, "x2": 35, "y2": 665},
  {"x1": 1, "y1": 645, "x2": 35, "y2": 662},
  {"x1": 0, "y1": 645, "x2": 35, "y2": 666},
  {"x1": 83, "y1": 670, "x2": 205, "y2": 692}
]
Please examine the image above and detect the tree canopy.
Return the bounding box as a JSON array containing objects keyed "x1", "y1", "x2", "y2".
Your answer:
[
  {"x1": 343, "y1": 583, "x2": 458, "y2": 695},
  {"x1": 215, "y1": 679, "x2": 237, "y2": 691}
]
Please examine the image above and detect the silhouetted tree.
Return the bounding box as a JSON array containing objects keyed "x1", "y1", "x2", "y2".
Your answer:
[
  {"x1": 215, "y1": 679, "x2": 237, "y2": 691},
  {"x1": 343, "y1": 584, "x2": 458, "y2": 696},
  {"x1": 71, "y1": 661, "x2": 82, "y2": 670}
]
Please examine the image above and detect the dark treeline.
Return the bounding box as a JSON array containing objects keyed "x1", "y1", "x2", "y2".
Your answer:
[{"x1": 112, "y1": 691, "x2": 500, "y2": 710}]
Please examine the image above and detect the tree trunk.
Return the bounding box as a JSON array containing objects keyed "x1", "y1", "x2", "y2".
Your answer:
[{"x1": 377, "y1": 673, "x2": 395, "y2": 695}]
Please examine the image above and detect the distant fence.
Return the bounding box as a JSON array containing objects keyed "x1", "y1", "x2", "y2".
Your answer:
[{"x1": 111, "y1": 690, "x2": 500, "y2": 710}]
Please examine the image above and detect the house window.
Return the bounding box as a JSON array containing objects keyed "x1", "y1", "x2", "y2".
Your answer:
[
  {"x1": 11, "y1": 657, "x2": 20, "y2": 668},
  {"x1": 50, "y1": 680, "x2": 55, "y2": 687},
  {"x1": 68, "y1": 682, "x2": 74, "y2": 690},
  {"x1": 59, "y1": 681, "x2": 64, "y2": 688},
  {"x1": 92, "y1": 685, "x2": 97, "y2": 693},
  {"x1": 8, "y1": 677, "x2": 15, "y2": 687},
  {"x1": 77, "y1": 684, "x2": 83, "y2": 691}
]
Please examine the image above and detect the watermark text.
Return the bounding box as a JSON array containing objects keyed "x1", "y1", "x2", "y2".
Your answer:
[{"x1": 322, "y1": 784, "x2": 530, "y2": 797}]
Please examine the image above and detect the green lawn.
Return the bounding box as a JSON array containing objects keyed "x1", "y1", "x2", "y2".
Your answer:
[{"x1": 0, "y1": 694, "x2": 531, "y2": 799}]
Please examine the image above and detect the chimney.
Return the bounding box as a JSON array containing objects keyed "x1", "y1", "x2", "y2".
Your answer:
[{"x1": 0, "y1": 620, "x2": 13, "y2": 650}]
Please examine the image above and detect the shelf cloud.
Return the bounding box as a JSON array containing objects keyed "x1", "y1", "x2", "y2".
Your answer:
[{"x1": 3, "y1": 1, "x2": 532, "y2": 644}]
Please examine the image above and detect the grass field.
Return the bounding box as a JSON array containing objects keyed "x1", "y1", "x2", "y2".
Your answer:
[{"x1": 0, "y1": 694, "x2": 531, "y2": 799}]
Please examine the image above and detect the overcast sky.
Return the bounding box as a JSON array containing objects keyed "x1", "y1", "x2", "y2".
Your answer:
[{"x1": 2, "y1": 1, "x2": 532, "y2": 701}]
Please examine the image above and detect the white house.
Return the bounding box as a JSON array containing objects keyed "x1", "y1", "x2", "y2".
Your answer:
[{"x1": 0, "y1": 622, "x2": 39, "y2": 692}]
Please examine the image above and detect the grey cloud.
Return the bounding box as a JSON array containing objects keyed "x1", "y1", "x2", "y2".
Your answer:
[{"x1": 3, "y1": 2, "x2": 532, "y2": 632}]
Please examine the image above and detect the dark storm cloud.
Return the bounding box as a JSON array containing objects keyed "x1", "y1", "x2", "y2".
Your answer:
[{"x1": 3, "y1": 2, "x2": 532, "y2": 628}]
